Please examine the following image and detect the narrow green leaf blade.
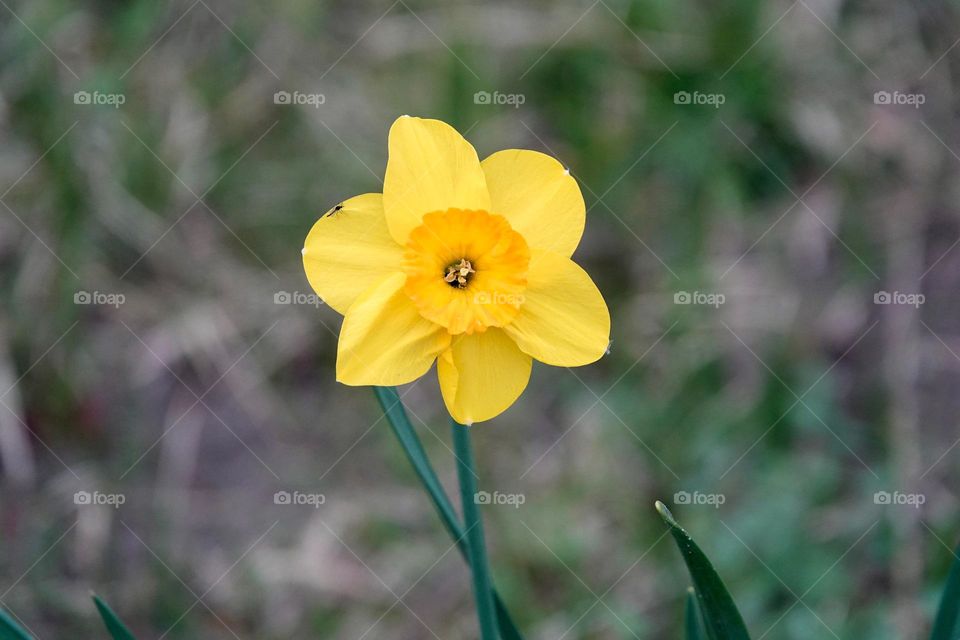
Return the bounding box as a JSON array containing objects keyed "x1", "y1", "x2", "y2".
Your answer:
[
  {"x1": 92, "y1": 594, "x2": 137, "y2": 640},
  {"x1": 657, "y1": 501, "x2": 751, "y2": 640},
  {"x1": 374, "y1": 386, "x2": 462, "y2": 543},
  {"x1": 930, "y1": 538, "x2": 960, "y2": 640},
  {"x1": 0, "y1": 609, "x2": 33, "y2": 640},
  {"x1": 374, "y1": 386, "x2": 524, "y2": 640},
  {"x1": 685, "y1": 587, "x2": 707, "y2": 640}
]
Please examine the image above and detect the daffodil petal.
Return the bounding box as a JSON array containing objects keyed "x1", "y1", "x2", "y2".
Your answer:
[
  {"x1": 481, "y1": 149, "x2": 585, "y2": 257},
  {"x1": 383, "y1": 116, "x2": 491, "y2": 244},
  {"x1": 302, "y1": 193, "x2": 403, "y2": 315},
  {"x1": 337, "y1": 272, "x2": 451, "y2": 386},
  {"x1": 503, "y1": 250, "x2": 610, "y2": 366},
  {"x1": 437, "y1": 328, "x2": 532, "y2": 424}
]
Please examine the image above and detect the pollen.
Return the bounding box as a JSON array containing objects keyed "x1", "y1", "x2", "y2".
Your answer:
[{"x1": 444, "y1": 259, "x2": 475, "y2": 288}]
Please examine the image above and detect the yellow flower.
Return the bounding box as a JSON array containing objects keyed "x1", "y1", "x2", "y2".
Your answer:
[{"x1": 303, "y1": 116, "x2": 610, "y2": 424}]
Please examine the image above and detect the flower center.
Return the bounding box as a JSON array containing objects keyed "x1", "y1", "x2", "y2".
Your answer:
[
  {"x1": 444, "y1": 258, "x2": 475, "y2": 288},
  {"x1": 402, "y1": 208, "x2": 530, "y2": 335}
]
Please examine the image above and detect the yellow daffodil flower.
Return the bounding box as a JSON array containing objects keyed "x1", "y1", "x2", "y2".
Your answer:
[{"x1": 303, "y1": 116, "x2": 610, "y2": 424}]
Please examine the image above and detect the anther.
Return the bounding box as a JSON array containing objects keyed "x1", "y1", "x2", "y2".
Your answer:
[{"x1": 445, "y1": 259, "x2": 475, "y2": 288}]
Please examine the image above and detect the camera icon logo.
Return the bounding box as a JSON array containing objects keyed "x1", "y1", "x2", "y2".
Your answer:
[
  {"x1": 74, "y1": 491, "x2": 92, "y2": 504},
  {"x1": 874, "y1": 491, "x2": 892, "y2": 504},
  {"x1": 474, "y1": 491, "x2": 491, "y2": 505},
  {"x1": 674, "y1": 291, "x2": 691, "y2": 304},
  {"x1": 673, "y1": 491, "x2": 691, "y2": 504},
  {"x1": 274, "y1": 491, "x2": 292, "y2": 505},
  {"x1": 873, "y1": 91, "x2": 891, "y2": 105},
  {"x1": 673, "y1": 91, "x2": 691, "y2": 105},
  {"x1": 474, "y1": 91, "x2": 492, "y2": 105},
  {"x1": 274, "y1": 91, "x2": 292, "y2": 105},
  {"x1": 74, "y1": 291, "x2": 92, "y2": 304},
  {"x1": 874, "y1": 291, "x2": 891, "y2": 304},
  {"x1": 74, "y1": 91, "x2": 91, "y2": 105},
  {"x1": 274, "y1": 291, "x2": 292, "y2": 304}
]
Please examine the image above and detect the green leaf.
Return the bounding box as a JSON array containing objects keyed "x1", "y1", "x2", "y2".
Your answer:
[
  {"x1": 685, "y1": 587, "x2": 707, "y2": 640},
  {"x1": 0, "y1": 608, "x2": 33, "y2": 640},
  {"x1": 374, "y1": 386, "x2": 524, "y2": 640},
  {"x1": 374, "y1": 387, "x2": 463, "y2": 542},
  {"x1": 930, "y1": 538, "x2": 960, "y2": 640},
  {"x1": 92, "y1": 594, "x2": 137, "y2": 640},
  {"x1": 656, "y1": 501, "x2": 751, "y2": 640}
]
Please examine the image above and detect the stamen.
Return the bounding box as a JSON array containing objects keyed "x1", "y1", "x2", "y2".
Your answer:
[{"x1": 444, "y1": 258, "x2": 475, "y2": 288}]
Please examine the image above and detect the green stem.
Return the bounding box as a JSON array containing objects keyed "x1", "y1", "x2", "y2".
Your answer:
[
  {"x1": 373, "y1": 387, "x2": 522, "y2": 639},
  {"x1": 452, "y1": 419, "x2": 498, "y2": 640}
]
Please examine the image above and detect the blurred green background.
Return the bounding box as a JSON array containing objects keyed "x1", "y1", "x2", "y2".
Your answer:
[{"x1": 2, "y1": 0, "x2": 959, "y2": 637}]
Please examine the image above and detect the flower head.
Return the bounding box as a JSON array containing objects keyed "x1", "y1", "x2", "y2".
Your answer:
[{"x1": 303, "y1": 116, "x2": 610, "y2": 423}]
